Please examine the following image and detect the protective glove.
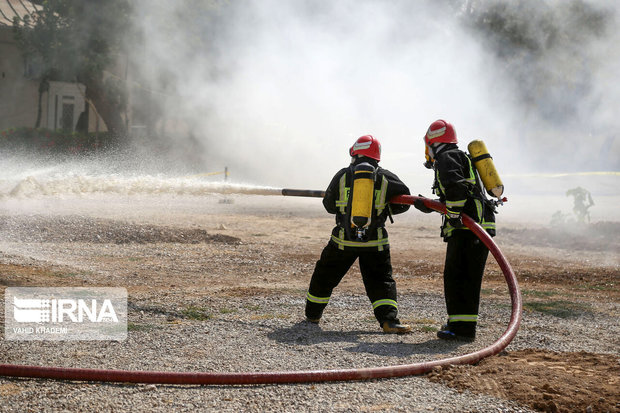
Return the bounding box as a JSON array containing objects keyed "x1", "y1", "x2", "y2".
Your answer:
[{"x1": 413, "y1": 197, "x2": 434, "y2": 214}]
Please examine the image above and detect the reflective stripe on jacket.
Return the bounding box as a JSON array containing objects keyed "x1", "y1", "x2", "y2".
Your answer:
[{"x1": 322, "y1": 161, "x2": 410, "y2": 251}]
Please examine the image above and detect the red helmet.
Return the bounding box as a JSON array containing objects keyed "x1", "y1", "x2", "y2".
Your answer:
[
  {"x1": 350, "y1": 135, "x2": 381, "y2": 161},
  {"x1": 424, "y1": 120, "x2": 457, "y2": 146}
]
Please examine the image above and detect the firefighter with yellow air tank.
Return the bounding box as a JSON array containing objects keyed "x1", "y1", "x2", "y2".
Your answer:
[
  {"x1": 414, "y1": 119, "x2": 501, "y2": 341},
  {"x1": 305, "y1": 135, "x2": 413, "y2": 334}
]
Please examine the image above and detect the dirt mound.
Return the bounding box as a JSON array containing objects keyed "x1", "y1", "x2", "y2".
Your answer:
[
  {"x1": 0, "y1": 215, "x2": 240, "y2": 244},
  {"x1": 427, "y1": 349, "x2": 620, "y2": 413}
]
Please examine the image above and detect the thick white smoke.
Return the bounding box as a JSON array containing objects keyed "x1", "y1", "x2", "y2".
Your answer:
[
  {"x1": 4, "y1": 0, "x2": 617, "y2": 208},
  {"x1": 131, "y1": 1, "x2": 508, "y2": 189},
  {"x1": 130, "y1": 0, "x2": 619, "y2": 195}
]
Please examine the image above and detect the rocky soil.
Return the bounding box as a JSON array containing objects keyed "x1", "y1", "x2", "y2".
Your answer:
[{"x1": 0, "y1": 194, "x2": 618, "y2": 413}]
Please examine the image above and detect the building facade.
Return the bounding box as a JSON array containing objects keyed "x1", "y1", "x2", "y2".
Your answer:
[{"x1": 0, "y1": 0, "x2": 102, "y2": 133}]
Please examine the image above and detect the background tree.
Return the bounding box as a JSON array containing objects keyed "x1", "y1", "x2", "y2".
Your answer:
[
  {"x1": 454, "y1": 0, "x2": 609, "y2": 122},
  {"x1": 13, "y1": 0, "x2": 132, "y2": 136}
]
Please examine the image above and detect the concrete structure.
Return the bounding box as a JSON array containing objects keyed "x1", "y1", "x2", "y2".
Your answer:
[
  {"x1": 0, "y1": 0, "x2": 40, "y2": 130},
  {"x1": 0, "y1": 0, "x2": 100, "y2": 133}
]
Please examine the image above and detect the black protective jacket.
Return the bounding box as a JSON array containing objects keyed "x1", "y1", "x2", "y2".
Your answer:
[
  {"x1": 323, "y1": 157, "x2": 410, "y2": 251},
  {"x1": 433, "y1": 144, "x2": 496, "y2": 239}
]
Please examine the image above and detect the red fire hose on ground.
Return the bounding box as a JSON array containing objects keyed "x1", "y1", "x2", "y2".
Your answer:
[{"x1": 0, "y1": 195, "x2": 521, "y2": 385}]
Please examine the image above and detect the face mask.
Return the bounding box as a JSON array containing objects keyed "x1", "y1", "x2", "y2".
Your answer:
[{"x1": 424, "y1": 144, "x2": 434, "y2": 169}]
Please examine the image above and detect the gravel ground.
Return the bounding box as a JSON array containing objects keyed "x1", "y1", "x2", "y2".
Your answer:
[
  {"x1": 1, "y1": 294, "x2": 536, "y2": 413},
  {"x1": 0, "y1": 194, "x2": 618, "y2": 412}
]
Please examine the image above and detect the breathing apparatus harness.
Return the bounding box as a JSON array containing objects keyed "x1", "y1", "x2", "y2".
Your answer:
[
  {"x1": 467, "y1": 140, "x2": 506, "y2": 207},
  {"x1": 429, "y1": 144, "x2": 499, "y2": 230},
  {"x1": 336, "y1": 157, "x2": 390, "y2": 243},
  {"x1": 429, "y1": 141, "x2": 505, "y2": 210}
]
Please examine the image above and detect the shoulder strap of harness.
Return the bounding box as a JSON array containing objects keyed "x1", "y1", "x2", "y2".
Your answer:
[
  {"x1": 375, "y1": 174, "x2": 388, "y2": 216},
  {"x1": 336, "y1": 171, "x2": 348, "y2": 213}
]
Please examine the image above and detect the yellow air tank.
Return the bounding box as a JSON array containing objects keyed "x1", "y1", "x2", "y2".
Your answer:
[
  {"x1": 350, "y1": 162, "x2": 376, "y2": 230},
  {"x1": 467, "y1": 140, "x2": 504, "y2": 198}
]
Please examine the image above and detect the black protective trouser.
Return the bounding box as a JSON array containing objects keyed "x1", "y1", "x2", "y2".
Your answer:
[
  {"x1": 305, "y1": 242, "x2": 399, "y2": 325},
  {"x1": 443, "y1": 230, "x2": 490, "y2": 334}
]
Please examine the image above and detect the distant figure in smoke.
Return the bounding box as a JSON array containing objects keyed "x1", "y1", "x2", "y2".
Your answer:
[
  {"x1": 566, "y1": 187, "x2": 594, "y2": 223},
  {"x1": 304, "y1": 135, "x2": 412, "y2": 334},
  {"x1": 413, "y1": 120, "x2": 497, "y2": 341}
]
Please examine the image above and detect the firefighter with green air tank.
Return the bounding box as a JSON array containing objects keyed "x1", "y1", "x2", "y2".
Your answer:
[
  {"x1": 414, "y1": 119, "x2": 502, "y2": 341},
  {"x1": 304, "y1": 135, "x2": 413, "y2": 334}
]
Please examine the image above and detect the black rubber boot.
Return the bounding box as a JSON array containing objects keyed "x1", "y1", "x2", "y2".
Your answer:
[
  {"x1": 305, "y1": 301, "x2": 325, "y2": 324},
  {"x1": 437, "y1": 322, "x2": 476, "y2": 342}
]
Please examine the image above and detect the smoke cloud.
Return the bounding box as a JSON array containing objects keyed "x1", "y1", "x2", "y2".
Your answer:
[
  {"x1": 128, "y1": 0, "x2": 620, "y2": 188},
  {"x1": 126, "y1": 0, "x2": 619, "y2": 192},
  {"x1": 0, "y1": 0, "x2": 618, "y2": 233}
]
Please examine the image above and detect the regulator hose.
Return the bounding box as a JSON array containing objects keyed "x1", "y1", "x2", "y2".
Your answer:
[{"x1": 0, "y1": 195, "x2": 521, "y2": 384}]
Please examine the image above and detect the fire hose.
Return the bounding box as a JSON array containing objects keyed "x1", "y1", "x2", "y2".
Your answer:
[{"x1": 0, "y1": 193, "x2": 521, "y2": 384}]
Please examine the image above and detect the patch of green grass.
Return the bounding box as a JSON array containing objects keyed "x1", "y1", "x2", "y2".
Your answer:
[
  {"x1": 524, "y1": 300, "x2": 591, "y2": 318},
  {"x1": 409, "y1": 317, "x2": 438, "y2": 333},
  {"x1": 522, "y1": 289, "x2": 557, "y2": 298},
  {"x1": 249, "y1": 314, "x2": 272, "y2": 320},
  {"x1": 576, "y1": 284, "x2": 616, "y2": 291},
  {"x1": 127, "y1": 322, "x2": 157, "y2": 332},
  {"x1": 219, "y1": 308, "x2": 237, "y2": 314},
  {"x1": 180, "y1": 306, "x2": 212, "y2": 321}
]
